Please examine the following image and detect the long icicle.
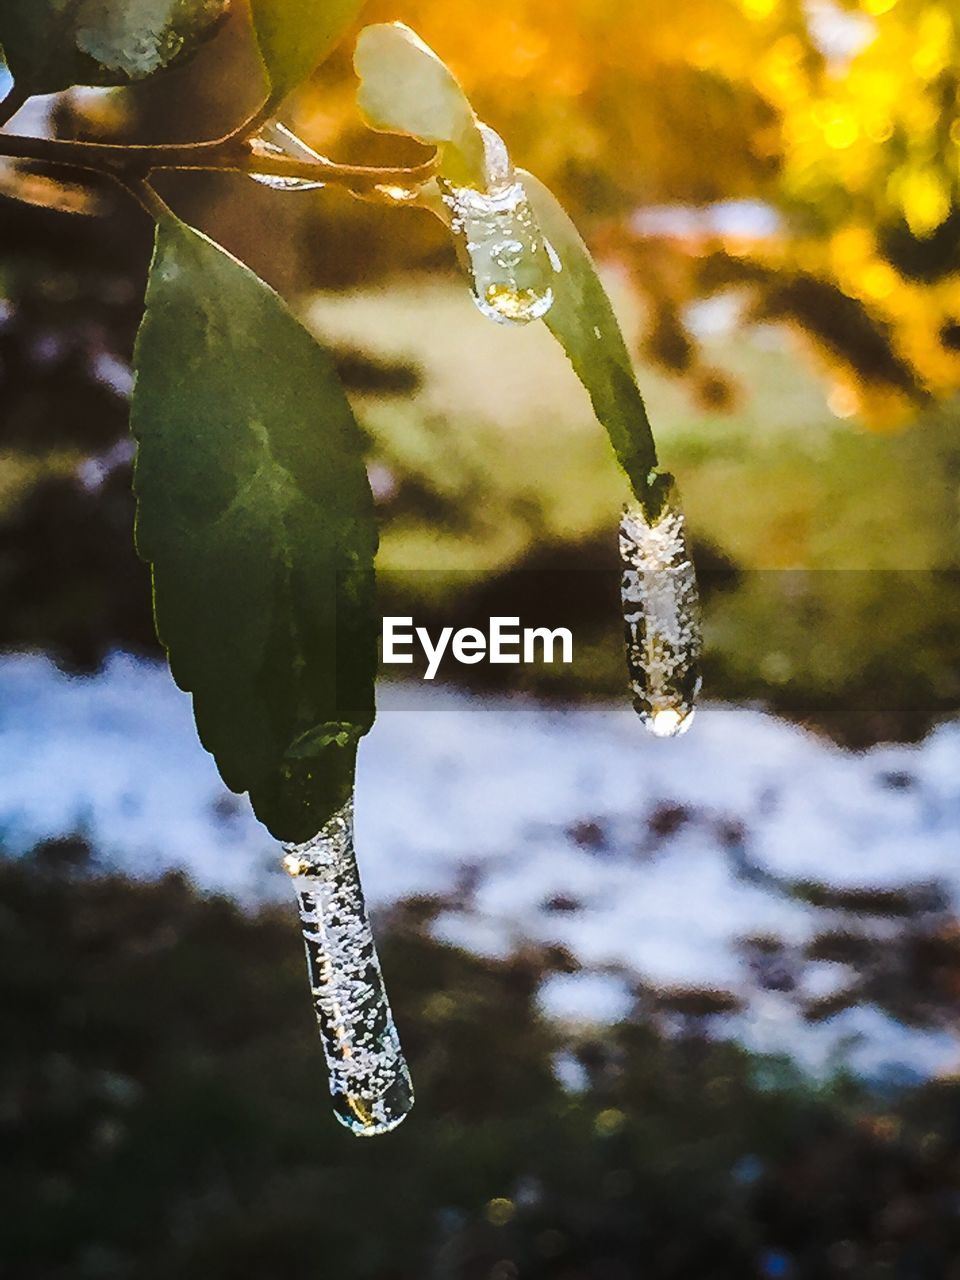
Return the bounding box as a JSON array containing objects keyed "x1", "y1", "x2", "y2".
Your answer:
[
  {"x1": 619, "y1": 480, "x2": 703, "y2": 737},
  {"x1": 282, "y1": 797, "x2": 414, "y2": 1136}
]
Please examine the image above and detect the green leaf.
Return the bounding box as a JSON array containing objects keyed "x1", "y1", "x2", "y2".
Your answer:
[
  {"x1": 519, "y1": 170, "x2": 661, "y2": 508},
  {"x1": 131, "y1": 209, "x2": 378, "y2": 844},
  {"x1": 250, "y1": 0, "x2": 366, "y2": 107},
  {"x1": 354, "y1": 22, "x2": 485, "y2": 186},
  {"x1": 0, "y1": 0, "x2": 229, "y2": 94}
]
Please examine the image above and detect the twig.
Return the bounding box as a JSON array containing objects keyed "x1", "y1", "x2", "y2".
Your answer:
[
  {"x1": 218, "y1": 98, "x2": 277, "y2": 147},
  {"x1": 114, "y1": 175, "x2": 172, "y2": 222},
  {"x1": 0, "y1": 130, "x2": 437, "y2": 195}
]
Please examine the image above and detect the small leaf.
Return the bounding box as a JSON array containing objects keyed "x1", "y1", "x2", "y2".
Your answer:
[
  {"x1": 250, "y1": 0, "x2": 366, "y2": 107},
  {"x1": 0, "y1": 0, "x2": 229, "y2": 94},
  {"x1": 131, "y1": 208, "x2": 378, "y2": 843},
  {"x1": 354, "y1": 22, "x2": 485, "y2": 186},
  {"x1": 520, "y1": 170, "x2": 660, "y2": 506}
]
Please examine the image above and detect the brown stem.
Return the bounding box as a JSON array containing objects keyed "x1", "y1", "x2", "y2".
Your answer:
[
  {"x1": 114, "y1": 175, "x2": 172, "y2": 221},
  {"x1": 0, "y1": 129, "x2": 436, "y2": 194},
  {"x1": 156, "y1": 142, "x2": 436, "y2": 191},
  {"x1": 219, "y1": 98, "x2": 277, "y2": 147}
]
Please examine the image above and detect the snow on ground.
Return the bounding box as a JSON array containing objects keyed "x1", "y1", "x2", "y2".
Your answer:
[{"x1": 2, "y1": 651, "x2": 959, "y2": 1081}]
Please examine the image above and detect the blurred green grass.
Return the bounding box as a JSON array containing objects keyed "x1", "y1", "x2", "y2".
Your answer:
[
  {"x1": 303, "y1": 279, "x2": 960, "y2": 742},
  {"x1": 305, "y1": 277, "x2": 960, "y2": 576}
]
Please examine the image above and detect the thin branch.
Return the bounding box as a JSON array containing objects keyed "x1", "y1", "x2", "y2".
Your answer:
[
  {"x1": 218, "y1": 98, "x2": 277, "y2": 147},
  {"x1": 0, "y1": 129, "x2": 437, "y2": 194},
  {"x1": 163, "y1": 147, "x2": 437, "y2": 192},
  {"x1": 114, "y1": 175, "x2": 171, "y2": 221}
]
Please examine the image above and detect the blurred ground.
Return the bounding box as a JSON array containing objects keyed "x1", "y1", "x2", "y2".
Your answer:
[
  {"x1": 3, "y1": 653, "x2": 960, "y2": 1085},
  {"x1": 6, "y1": 831, "x2": 960, "y2": 1280}
]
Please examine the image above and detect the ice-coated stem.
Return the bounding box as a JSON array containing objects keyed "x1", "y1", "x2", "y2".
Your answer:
[
  {"x1": 438, "y1": 123, "x2": 557, "y2": 326},
  {"x1": 282, "y1": 798, "x2": 414, "y2": 1137},
  {"x1": 620, "y1": 484, "x2": 703, "y2": 737}
]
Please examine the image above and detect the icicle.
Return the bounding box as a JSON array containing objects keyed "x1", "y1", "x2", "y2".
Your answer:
[
  {"x1": 282, "y1": 797, "x2": 414, "y2": 1137},
  {"x1": 438, "y1": 124, "x2": 556, "y2": 326},
  {"x1": 249, "y1": 123, "x2": 329, "y2": 191},
  {"x1": 619, "y1": 485, "x2": 702, "y2": 738}
]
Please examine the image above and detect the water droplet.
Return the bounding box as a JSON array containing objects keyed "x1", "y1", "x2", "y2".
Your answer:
[
  {"x1": 438, "y1": 124, "x2": 556, "y2": 326},
  {"x1": 370, "y1": 183, "x2": 422, "y2": 205},
  {"x1": 650, "y1": 707, "x2": 694, "y2": 738},
  {"x1": 283, "y1": 797, "x2": 414, "y2": 1136},
  {"x1": 619, "y1": 489, "x2": 702, "y2": 737},
  {"x1": 250, "y1": 123, "x2": 328, "y2": 192}
]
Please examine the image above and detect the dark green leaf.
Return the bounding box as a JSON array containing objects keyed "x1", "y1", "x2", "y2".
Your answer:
[
  {"x1": 520, "y1": 171, "x2": 660, "y2": 507},
  {"x1": 0, "y1": 0, "x2": 228, "y2": 94},
  {"x1": 354, "y1": 22, "x2": 485, "y2": 186},
  {"x1": 250, "y1": 0, "x2": 366, "y2": 107},
  {"x1": 131, "y1": 209, "x2": 378, "y2": 843}
]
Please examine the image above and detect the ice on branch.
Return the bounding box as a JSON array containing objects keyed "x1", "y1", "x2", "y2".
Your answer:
[
  {"x1": 438, "y1": 124, "x2": 558, "y2": 326},
  {"x1": 250, "y1": 123, "x2": 329, "y2": 192}
]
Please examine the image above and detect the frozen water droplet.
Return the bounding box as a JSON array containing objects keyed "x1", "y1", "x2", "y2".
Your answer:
[
  {"x1": 283, "y1": 797, "x2": 414, "y2": 1136},
  {"x1": 250, "y1": 123, "x2": 328, "y2": 192},
  {"x1": 650, "y1": 706, "x2": 695, "y2": 737},
  {"x1": 439, "y1": 124, "x2": 556, "y2": 326},
  {"x1": 619, "y1": 489, "x2": 702, "y2": 737}
]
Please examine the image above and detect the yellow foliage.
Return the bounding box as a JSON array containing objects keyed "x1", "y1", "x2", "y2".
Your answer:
[{"x1": 290, "y1": 0, "x2": 960, "y2": 425}]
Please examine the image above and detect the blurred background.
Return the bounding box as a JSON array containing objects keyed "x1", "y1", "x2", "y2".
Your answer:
[{"x1": 3, "y1": 0, "x2": 960, "y2": 1276}]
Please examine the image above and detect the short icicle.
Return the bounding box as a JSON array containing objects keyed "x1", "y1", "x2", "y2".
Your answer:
[
  {"x1": 438, "y1": 123, "x2": 557, "y2": 326},
  {"x1": 619, "y1": 482, "x2": 703, "y2": 738},
  {"x1": 249, "y1": 123, "x2": 329, "y2": 191},
  {"x1": 282, "y1": 796, "x2": 414, "y2": 1137}
]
